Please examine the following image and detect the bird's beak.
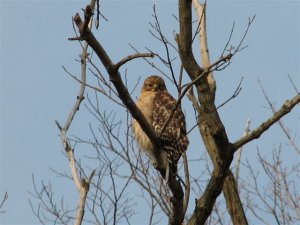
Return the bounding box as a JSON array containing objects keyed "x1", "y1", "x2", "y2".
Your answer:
[{"x1": 153, "y1": 84, "x2": 158, "y2": 90}]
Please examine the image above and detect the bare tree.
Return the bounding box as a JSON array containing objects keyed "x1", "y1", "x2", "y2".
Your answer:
[{"x1": 30, "y1": 1, "x2": 300, "y2": 225}]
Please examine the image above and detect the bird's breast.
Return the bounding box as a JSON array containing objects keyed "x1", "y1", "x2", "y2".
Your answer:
[{"x1": 132, "y1": 91, "x2": 156, "y2": 153}]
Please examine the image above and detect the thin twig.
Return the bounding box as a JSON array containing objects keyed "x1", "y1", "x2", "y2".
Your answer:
[
  {"x1": 217, "y1": 77, "x2": 243, "y2": 109},
  {"x1": 0, "y1": 192, "x2": 8, "y2": 213},
  {"x1": 287, "y1": 74, "x2": 300, "y2": 94}
]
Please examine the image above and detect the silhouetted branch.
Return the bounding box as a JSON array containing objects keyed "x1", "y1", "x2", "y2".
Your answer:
[
  {"x1": 218, "y1": 15, "x2": 255, "y2": 71},
  {"x1": 221, "y1": 22, "x2": 235, "y2": 57}
]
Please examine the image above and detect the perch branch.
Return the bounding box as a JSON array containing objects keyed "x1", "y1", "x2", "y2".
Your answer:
[{"x1": 70, "y1": 5, "x2": 185, "y2": 225}]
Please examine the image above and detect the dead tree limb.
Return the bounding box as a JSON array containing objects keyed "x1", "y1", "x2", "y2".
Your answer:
[
  {"x1": 54, "y1": 2, "x2": 97, "y2": 225},
  {"x1": 192, "y1": 0, "x2": 216, "y2": 97}
]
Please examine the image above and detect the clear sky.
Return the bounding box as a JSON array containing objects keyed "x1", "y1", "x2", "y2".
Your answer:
[{"x1": 1, "y1": 0, "x2": 299, "y2": 224}]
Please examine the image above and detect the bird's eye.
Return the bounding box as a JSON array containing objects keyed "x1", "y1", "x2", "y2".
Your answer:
[{"x1": 148, "y1": 84, "x2": 152, "y2": 87}]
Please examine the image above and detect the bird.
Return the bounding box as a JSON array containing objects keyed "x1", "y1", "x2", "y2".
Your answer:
[{"x1": 132, "y1": 75, "x2": 189, "y2": 179}]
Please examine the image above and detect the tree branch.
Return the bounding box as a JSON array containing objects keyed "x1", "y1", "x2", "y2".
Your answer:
[
  {"x1": 56, "y1": 45, "x2": 89, "y2": 193},
  {"x1": 233, "y1": 94, "x2": 300, "y2": 151},
  {"x1": 75, "y1": 170, "x2": 96, "y2": 225},
  {"x1": 115, "y1": 53, "x2": 155, "y2": 70}
]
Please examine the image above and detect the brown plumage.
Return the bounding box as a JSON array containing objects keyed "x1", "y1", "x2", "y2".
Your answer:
[{"x1": 132, "y1": 75, "x2": 189, "y2": 177}]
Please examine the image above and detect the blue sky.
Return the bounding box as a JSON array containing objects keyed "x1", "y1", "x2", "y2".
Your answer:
[{"x1": 1, "y1": 1, "x2": 299, "y2": 224}]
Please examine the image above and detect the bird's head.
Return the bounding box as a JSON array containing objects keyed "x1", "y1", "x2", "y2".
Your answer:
[{"x1": 142, "y1": 75, "x2": 167, "y2": 92}]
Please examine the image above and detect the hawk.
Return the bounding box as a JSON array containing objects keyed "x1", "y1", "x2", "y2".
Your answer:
[{"x1": 132, "y1": 75, "x2": 189, "y2": 178}]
